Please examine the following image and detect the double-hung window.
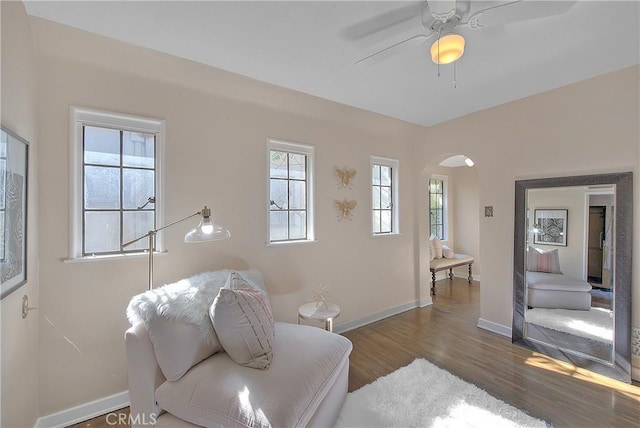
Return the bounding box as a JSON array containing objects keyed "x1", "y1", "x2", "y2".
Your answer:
[
  {"x1": 371, "y1": 156, "x2": 399, "y2": 235},
  {"x1": 268, "y1": 139, "x2": 314, "y2": 243},
  {"x1": 70, "y1": 107, "x2": 164, "y2": 259},
  {"x1": 429, "y1": 176, "x2": 447, "y2": 239}
]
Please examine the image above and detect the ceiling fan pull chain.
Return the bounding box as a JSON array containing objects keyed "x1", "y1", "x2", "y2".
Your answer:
[
  {"x1": 453, "y1": 61, "x2": 457, "y2": 89},
  {"x1": 436, "y1": 27, "x2": 442, "y2": 78}
]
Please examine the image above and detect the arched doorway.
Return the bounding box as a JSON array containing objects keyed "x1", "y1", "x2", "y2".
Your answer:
[{"x1": 416, "y1": 153, "x2": 481, "y2": 305}]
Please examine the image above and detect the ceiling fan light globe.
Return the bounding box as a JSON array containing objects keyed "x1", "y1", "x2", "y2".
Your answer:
[{"x1": 430, "y1": 34, "x2": 465, "y2": 64}]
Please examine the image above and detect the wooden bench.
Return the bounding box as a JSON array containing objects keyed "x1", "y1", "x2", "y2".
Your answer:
[{"x1": 429, "y1": 254, "x2": 474, "y2": 295}]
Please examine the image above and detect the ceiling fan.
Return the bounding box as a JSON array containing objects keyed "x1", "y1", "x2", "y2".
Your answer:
[{"x1": 355, "y1": 0, "x2": 577, "y2": 66}]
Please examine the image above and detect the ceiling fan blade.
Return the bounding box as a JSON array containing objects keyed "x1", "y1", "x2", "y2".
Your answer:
[
  {"x1": 465, "y1": 0, "x2": 577, "y2": 29},
  {"x1": 342, "y1": 2, "x2": 425, "y2": 41},
  {"x1": 355, "y1": 33, "x2": 433, "y2": 66}
]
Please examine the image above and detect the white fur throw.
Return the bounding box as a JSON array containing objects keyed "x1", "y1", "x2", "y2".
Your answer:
[{"x1": 127, "y1": 270, "x2": 266, "y2": 345}]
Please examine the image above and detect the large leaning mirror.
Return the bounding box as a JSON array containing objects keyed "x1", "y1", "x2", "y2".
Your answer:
[{"x1": 512, "y1": 173, "x2": 632, "y2": 383}]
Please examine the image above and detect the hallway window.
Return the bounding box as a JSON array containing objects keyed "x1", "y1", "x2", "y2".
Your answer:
[{"x1": 429, "y1": 176, "x2": 447, "y2": 239}]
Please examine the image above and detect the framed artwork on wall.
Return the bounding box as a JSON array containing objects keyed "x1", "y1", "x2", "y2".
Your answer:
[
  {"x1": 533, "y1": 209, "x2": 567, "y2": 246},
  {"x1": 1, "y1": 126, "x2": 29, "y2": 299}
]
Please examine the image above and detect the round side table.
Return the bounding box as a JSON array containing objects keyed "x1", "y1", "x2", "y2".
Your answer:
[{"x1": 297, "y1": 302, "x2": 340, "y2": 332}]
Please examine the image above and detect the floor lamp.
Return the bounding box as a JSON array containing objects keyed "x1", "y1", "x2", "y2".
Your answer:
[{"x1": 122, "y1": 206, "x2": 230, "y2": 290}]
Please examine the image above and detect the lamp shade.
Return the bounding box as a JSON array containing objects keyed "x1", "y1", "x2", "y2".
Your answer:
[
  {"x1": 430, "y1": 33, "x2": 465, "y2": 65},
  {"x1": 184, "y1": 206, "x2": 230, "y2": 243}
]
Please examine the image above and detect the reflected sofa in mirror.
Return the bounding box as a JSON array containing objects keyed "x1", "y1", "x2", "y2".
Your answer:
[{"x1": 512, "y1": 173, "x2": 632, "y2": 383}]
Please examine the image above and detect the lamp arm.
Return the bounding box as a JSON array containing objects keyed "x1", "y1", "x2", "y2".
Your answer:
[
  {"x1": 154, "y1": 211, "x2": 201, "y2": 234},
  {"x1": 122, "y1": 210, "x2": 201, "y2": 249},
  {"x1": 122, "y1": 232, "x2": 152, "y2": 249}
]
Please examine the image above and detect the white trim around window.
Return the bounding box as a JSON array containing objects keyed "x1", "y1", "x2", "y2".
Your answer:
[
  {"x1": 267, "y1": 139, "x2": 315, "y2": 245},
  {"x1": 68, "y1": 106, "x2": 165, "y2": 260},
  {"x1": 371, "y1": 155, "x2": 400, "y2": 235}
]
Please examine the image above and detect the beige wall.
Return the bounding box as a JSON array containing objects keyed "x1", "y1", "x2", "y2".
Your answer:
[
  {"x1": 451, "y1": 166, "x2": 481, "y2": 278},
  {"x1": 0, "y1": 2, "x2": 40, "y2": 427},
  {"x1": 415, "y1": 66, "x2": 639, "y2": 337},
  {"x1": 32, "y1": 18, "x2": 422, "y2": 415}
]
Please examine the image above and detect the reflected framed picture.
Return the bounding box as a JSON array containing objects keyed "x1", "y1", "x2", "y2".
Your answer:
[
  {"x1": 1, "y1": 126, "x2": 29, "y2": 299},
  {"x1": 533, "y1": 209, "x2": 567, "y2": 246}
]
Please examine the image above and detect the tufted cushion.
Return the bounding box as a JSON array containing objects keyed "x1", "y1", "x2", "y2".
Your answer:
[{"x1": 210, "y1": 272, "x2": 275, "y2": 369}]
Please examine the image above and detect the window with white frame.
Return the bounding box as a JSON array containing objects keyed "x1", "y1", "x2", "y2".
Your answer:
[
  {"x1": 429, "y1": 175, "x2": 447, "y2": 240},
  {"x1": 371, "y1": 156, "x2": 399, "y2": 235},
  {"x1": 70, "y1": 107, "x2": 164, "y2": 258},
  {"x1": 268, "y1": 139, "x2": 314, "y2": 243}
]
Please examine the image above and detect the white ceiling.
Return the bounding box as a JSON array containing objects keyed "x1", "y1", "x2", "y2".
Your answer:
[{"x1": 23, "y1": 1, "x2": 640, "y2": 127}]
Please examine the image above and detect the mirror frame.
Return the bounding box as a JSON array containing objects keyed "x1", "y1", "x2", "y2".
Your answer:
[{"x1": 512, "y1": 172, "x2": 632, "y2": 383}]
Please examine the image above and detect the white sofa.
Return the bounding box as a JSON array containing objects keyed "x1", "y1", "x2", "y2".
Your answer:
[{"x1": 125, "y1": 270, "x2": 352, "y2": 427}]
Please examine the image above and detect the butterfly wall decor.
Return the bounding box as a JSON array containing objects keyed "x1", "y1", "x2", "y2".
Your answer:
[
  {"x1": 335, "y1": 199, "x2": 357, "y2": 221},
  {"x1": 334, "y1": 166, "x2": 356, "y2": 189}
]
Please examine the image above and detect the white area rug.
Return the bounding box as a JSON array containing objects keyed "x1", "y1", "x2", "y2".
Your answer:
[
  {"x1": 335, "y1": 359, "x2": 548, "y2": 428},
  {"x1": 525, "y1": 307, "x2": 613, "y2": 344}
]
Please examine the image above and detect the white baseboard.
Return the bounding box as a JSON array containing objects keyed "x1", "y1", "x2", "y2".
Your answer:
[
  {"x1": 477, "y1": 318, "x2": 512, "y2": 338},
  {"x1": 419, "y1": 297, "x2": 433, "y2": 308},
  {"x1": 334, "y1": 300, "x2": 420, "y2": 334},
  {"x1": 35, "y1": 391, "x2": 129, "y2": 428}
]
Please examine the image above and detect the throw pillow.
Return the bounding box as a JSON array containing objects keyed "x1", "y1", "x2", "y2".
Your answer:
[
  {"x1": 210, "y1": 289, "x2": 275, "y2": 369},
  {"x1": 527, "y1": 246, "x2": 562, "y2": 274},
  {"x1": 226, "y1": 271, "x2": 274, "y2": 326},
  {"x1": 429, "y1": 239, "x2": 435, "y2": 261},
  {"x1": 210, "y1": 273, "x2": 275, "y2": 369},
  {"x1": 431, "y1": 236, "x2": 443, "y2": 259},
  {"x1": 442, "y1": 244, "x2": 454, "y2": 259},
  {"x1": 146, "y1": 318, "x2": 220, "y2": 381}
]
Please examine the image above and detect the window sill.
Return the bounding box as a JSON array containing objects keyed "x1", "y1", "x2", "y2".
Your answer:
[
  {"x1": 266, "y1": 239, "x2": 317, "y2": 247},
  {"x1": 62, "y1": 251, "x2": 168, "y2": 263},
  {"x1": 372, "y1": 232, "x2": 401, "y2": 237}
]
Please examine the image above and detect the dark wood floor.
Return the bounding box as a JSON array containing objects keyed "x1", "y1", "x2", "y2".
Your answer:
[
  {"x1": 74, "y1": 278, "x2": 639, "y2": 427},
  {"x1": 342, "y1": 278, "x2": 640, "y2": 427}
]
